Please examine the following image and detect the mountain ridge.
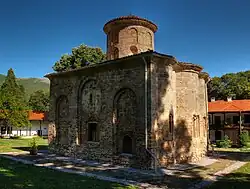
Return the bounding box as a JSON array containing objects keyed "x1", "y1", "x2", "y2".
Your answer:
[{"x1": 0, "y1": 74, "x2": 50, "y2": 99}]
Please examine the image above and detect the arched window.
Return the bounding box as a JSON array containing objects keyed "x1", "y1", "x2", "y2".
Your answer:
[
  {"x1": 169, "y1": 113, "x2": 174, "y2": 134},
  {"x1": 56, "y1": 95, "x2": 69, "y2": 144},
  {"x1": 88, "y1": 122, "x2": 99, "y2": 142},
  {"x1": 146, "y1": 32, "x2": 152, "y2": 46},
  {"x1": 113, "y1": 48, "x2": 119, "y2": 59},
  {"x1": 122, "y1": 135, "x2": 132, "y2": 154},
  {"x1": 78, "y1": 79, "x2": 101, "y2": 144},
  {"x1": 129, "y1": 28, "x2": 138, "y2": 43}
]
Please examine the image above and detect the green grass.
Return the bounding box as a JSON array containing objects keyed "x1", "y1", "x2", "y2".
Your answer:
[
  {"x1": 208, "y1": 162, "x2": 250, "y2": 189},
  {"x1": 0, "y1": 137, "x2": 48, "y2": 153},
  {"x1": 213, "y1": 147, "x2": 250, "y2": 152},
  {"x1": 0, "y1": 157, "x2": 136, "y2": 189}
]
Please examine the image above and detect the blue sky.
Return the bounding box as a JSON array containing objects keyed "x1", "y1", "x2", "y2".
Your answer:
[{"x1": 0, "y1": 0, "x2": 249, "y2": 78}]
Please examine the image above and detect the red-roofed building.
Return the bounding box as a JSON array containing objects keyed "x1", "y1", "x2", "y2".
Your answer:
[
  {"x1": 0, "y1": 111, "x2": 48, "y2": 137},
  {"x1": 208, "y1": 97, "x2": 250, "y2": 145}
]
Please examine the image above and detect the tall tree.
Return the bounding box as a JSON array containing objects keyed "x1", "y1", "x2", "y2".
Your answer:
[
  {"x1": 208, "y1": 70, "x2": 250, "y2": 100},
  {"x1": 0, "y1": 68, "x2": 30, "y2": 131},
  {"x1": 53, "y1": 44, "x2": 106, "y2": 72},
  {"x1": 29, "y1": 90, "x2": 49, "y2": 112}
]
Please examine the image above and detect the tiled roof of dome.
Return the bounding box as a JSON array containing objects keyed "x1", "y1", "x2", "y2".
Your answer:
[{"x1": 103, "y1": 15, "x2": 158, "y2": 33}]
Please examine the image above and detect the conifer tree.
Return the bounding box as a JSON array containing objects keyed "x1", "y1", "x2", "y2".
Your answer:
[
  {"x1": 29, "y1": 90, "x2": 49, "y2": 112},
  {"x1": 0, "y1": 68, "x2": 30, "y2": 133}
]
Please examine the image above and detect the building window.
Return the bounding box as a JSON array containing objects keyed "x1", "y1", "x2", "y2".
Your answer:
[
  {"x1": 214, "y1": 116, "x2": 221, "y2": 125},
  {"x1": 215, "y1": 130, "x2": 222, "y2": 140},
  {"x1": 193, "y1": 115, "x2": 200, "y2": 137},
  {"x1": 88, "y1": 122, "x2": 99, "y2": 142},
  {"x1": 233, "y1": 116, "x2": 240, "y2": 124},
  {"x1": 130, "y1": 45, "x2": 138, "y2": 55},
  {"x1": 226, "y1": 117, "x2": 232, "y2": 125},
  {"x1": 169, "y1": 113, "x2": 174, "y2": 134},
  {"x1": 122, "y1": 135, "x2": 132, "y2": 154},
  {"x1": 244, "y1": 114, "x2": 250, "y2": 124},
  {"x1": 89, "y1": 93, "x2": 93, "y2": 105},
  {"x1": 1, "y1": 126, "x2": 6, "y2": 135},
  {"x1": 197, "y1": 115, "x2": 200, "y2": 137}
]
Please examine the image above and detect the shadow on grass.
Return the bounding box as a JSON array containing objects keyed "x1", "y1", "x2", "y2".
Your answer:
[
  {"x1": 59, "y1": 161, "x2": 209, "y2": 188},
  {"x1": 0, "y1": 157, "x2": 131, "y2": 189},
  {"x1": 208, "y1": 172, "x2": 250, "y2": 189},
  {"x1": 12, "y1": 145, "x2": 48, "y2": 152},
  {"x1": 3, "y1": 150, "x2": 250, "y2": 189},
  {"x1": 208, "y1": 150, "x2": 250, "y2": 162}
]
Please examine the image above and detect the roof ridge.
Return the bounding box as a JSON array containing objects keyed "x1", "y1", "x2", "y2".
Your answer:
[{"x1": 223, "y1": 103, "x2": 243, "y2": 111}]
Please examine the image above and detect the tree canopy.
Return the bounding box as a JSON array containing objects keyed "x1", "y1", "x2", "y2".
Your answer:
[
  {"x1": 28, "y1": 90, "x2": 49, "y2": 112},
  {"x1": 208, "y1": 70, "x2": 250, "y2": 100},
  {"x1": 0, "y1": 68, "x2": 30, "y2": 128},
  {"x1": 53, "y1": 44, "x2": 106, "y2": 72}
]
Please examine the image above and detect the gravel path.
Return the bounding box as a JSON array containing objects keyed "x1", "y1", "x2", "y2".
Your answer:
[
  {"x1": 0, "y1": 154, "x2": 163, "y2": 189},
  {"x1": 188, "y1": 160, "x2": 249, "y2": 189},
  {"x1": 1, "y1": 152, "x2": 248, "y2": 189}
]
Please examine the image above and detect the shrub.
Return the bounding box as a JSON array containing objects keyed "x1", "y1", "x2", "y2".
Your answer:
[
  {"x1": 246, "y1": 142, "x2": 250, "y2": 148},
  {"x1": 29, "y1": 137, "x2": 38, "y2": 151},
  {"x1": 216, "y1": 135, "x2": 232, "y2": 148},
  {"x1": 239, "y1": 132, "x2": 250, "y2": 147}
]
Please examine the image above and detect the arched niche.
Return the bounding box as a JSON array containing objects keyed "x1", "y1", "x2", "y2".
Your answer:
[
  {"x1": 113, "y1": 47, "x2": 119, "y2": 59},
  {"x1": 114, "y1": 88, "x2": 137, "y2": 126},
  {"x1": 56, "y1": 95, "x2": 69, "y2": 145},
  {"x1": 113, "y1": 88, "x2": 137, "y2": 154},
  {"x1": 146, "y1": 31, "x2": 152, "y2": 46},
  {"x1": 129, "y1": 28, "x2": 138, "y2": 43},
  {"x1": 77, "y1": 79, "x2": 101, "y2": 144},
  {"x1": 122, "y1": 135, "x2": 133, "y2": 154},
  {"x1": 79, "y1": 79, "x2": 101, "y2": 114}
]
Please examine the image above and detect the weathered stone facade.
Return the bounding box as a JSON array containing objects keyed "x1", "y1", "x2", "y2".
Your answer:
[
  {"x1": 104, "y1": 15, "x2": 157, "y2": 60},
  {"x1": 45, "y1": 16, "x2": 209, "y2": 169}
]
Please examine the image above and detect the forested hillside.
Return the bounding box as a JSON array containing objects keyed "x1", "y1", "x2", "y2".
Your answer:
[{"x1": 0, "y1": 74, "x2": 49, "y2": 99}]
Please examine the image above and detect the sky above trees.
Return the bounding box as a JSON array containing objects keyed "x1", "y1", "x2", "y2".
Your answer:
[{"x1": 0, "y1": 0, "x2": 250, "y2": 78}]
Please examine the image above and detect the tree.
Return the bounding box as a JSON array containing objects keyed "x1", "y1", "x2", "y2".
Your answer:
[
  {"x1": 29, "y1": 90, "x2": 49, "y2": 112},
  {"x1": 208, "y1": 70, "x2": 250, "y2": 100},
  {"x1": 53, "y1": 44, "x2": 106, "y2": 72},
  {"x1": 0, "y1": 68, "x2": 30, "y2": 133},
  {"x1": 0, "y1": 69, "x2": 30, "y2": 134}
]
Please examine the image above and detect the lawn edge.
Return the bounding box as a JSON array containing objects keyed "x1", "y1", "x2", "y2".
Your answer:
[{"x1": 0, "y1": 154, "x2": 158, "y2": 189}]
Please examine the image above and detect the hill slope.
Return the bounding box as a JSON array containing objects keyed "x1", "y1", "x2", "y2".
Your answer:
[{"x1": 0, "y1": 74, "x2": 50, "y2": 99}]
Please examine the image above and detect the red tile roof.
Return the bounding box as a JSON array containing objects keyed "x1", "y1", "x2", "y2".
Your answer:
[
  {"x1": 208, "y1": 100, "x2": 250, "y2": 112},
  {"x1": 28, "y1": 111, "x2": 47, "y2": 121},
  {"x1": 0, "y1": 110, "x2": 47, "y2": 121}
]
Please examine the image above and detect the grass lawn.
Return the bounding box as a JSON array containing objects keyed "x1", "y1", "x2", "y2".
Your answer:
[
  {"x1": 213, "y1": 147, "x2": 250, "y2": 152},
  {"x1": 0, "y1": 137, "x2": 48, "y2": 153},
  {"x1": 207, "y1": 162, "x2": 250, "y2": 189},
  {"x1": 0, "y1": 157, "x2": 136, "y2": 189}
]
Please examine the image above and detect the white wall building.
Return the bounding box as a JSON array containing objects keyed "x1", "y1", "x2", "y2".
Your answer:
[{"x1": 0, "y1": 111, "x2": 48, "y2": 137}]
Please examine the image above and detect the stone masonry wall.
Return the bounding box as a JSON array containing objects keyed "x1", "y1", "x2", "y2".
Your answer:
[
  {"x1": 150, "y1": 56, "x2": 177, "y2": 167},
  {"x1": 107, "y1": 26, "x2": 154, "y2": 60},
  {"x1": 48, "y1": 58, "x2": 151, "y2": 168},
  {"x1": 47, "y1": 53, "x2": 208, "y2": 169},
  {"x1": 175, "y1": 70, "x2": 207, "y2": 163}
]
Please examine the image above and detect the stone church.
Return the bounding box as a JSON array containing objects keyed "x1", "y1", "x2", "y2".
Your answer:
[{"x1": 45, "y1": 15, "x2": 209, "y2": 169}]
